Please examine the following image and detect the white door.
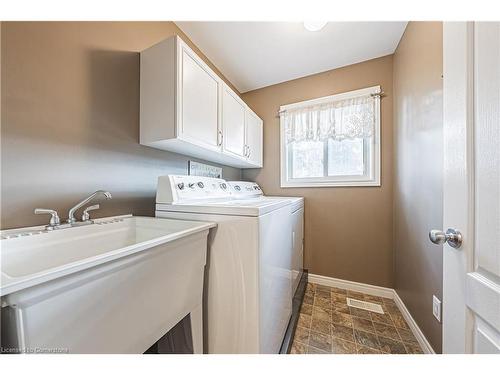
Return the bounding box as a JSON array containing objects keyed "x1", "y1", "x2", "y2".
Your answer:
[
  {"x1": 440, "y1": 22, "x2": 500, "y2": 354},
  {"x1": 222, "y1": 84, "x2": 246, "y2": 158},
  {"x1": 179, "y1": 45, "x2": 220, "y2": 150},
  {"x1": 245, "y1": 110, "x2": 263, "y2": 167}
]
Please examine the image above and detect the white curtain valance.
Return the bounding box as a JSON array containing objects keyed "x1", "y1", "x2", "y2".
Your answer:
[{"x1": 282, "y1": 94, "x2": 376, "y2": 144}]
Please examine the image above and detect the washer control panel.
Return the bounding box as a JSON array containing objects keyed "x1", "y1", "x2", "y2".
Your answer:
[
  {"x1": 227, "y1": 181, "x2": 263, "y2": 198},
  {"x1": 157, "y1": 175, "x2": 231, "y2": 204}
]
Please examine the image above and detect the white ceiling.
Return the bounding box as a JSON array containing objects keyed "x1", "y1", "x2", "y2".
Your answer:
[{"x1": 176, "y1": 22, "x2": 407, "y2": 93}]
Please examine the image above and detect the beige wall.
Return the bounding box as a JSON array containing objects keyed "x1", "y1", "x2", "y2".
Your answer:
[
  {"x1": 242, "y1": 56, "x2": 394, "y2": 287},
  {"x1": 393, "y1": 22, "x2": 443, "y2": 353},
  {"x1": 1, "y1": 22, "x2": 241, "y2": 229}
]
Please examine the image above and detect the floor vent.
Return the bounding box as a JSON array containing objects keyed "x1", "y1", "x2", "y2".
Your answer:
[{"x1": 347, "y1": 298, "x2": 384, "y2": 314}]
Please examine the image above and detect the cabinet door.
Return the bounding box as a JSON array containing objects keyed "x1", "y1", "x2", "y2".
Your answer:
[
  {"x1": 245, "y1": 109, "x2": 263, "y2": 167},
  {"x1": 222, "y1": 85, "x2": 246, "y2": 158},
  {"x1": 179, "y1": 46, "x2": 220, "y2": 150}
]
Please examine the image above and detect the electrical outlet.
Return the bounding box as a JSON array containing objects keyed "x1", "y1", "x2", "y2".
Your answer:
[{"x1": 433, "y1": 295, "x2": 441, "y2": 322}]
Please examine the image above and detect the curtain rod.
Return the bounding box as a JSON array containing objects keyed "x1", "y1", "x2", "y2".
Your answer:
[{"x1": 277, "y1": 90, "x2": 385, "y2": 117}]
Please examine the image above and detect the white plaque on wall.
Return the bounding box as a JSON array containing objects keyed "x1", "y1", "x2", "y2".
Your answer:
[{"x1": 188, "y1": 161, "x2": 223, "y2": 178}]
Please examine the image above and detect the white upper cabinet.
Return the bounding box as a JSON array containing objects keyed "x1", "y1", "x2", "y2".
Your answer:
[
  {"x1": 222, "y1": 84, "x2": 246, "y2": 159},
  {"x1": 245, "y1": 109, "x2": 263, "y2": 167},
  {"x1": 140, "y1": 35, "x2": 263, "y2": 169},
  {"x1": 179, "y1": 46, "x2": 220, "y2": 151}
]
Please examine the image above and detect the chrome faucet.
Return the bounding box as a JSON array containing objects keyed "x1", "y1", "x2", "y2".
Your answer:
[{"x1": 67, "y1": 190, "x2": 112, "y2": 224}]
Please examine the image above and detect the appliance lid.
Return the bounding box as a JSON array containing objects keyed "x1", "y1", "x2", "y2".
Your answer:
[
  {"x1": 266, "y1": 196, "x2": 304, "y2": 212},
  {"x1": 156, "y1": 197, "x2": 290, "y2": 217},
  {"x1": 227, "y1": 181, "x2": 304, "y2": 212}
]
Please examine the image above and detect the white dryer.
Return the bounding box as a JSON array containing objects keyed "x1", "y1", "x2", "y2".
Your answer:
[
  {"x1": 155, "y1": 175, "x2": 292, "y2": 354},
  {"x1": 227, "y1": 181, "x2": 304, "y2": 296}
]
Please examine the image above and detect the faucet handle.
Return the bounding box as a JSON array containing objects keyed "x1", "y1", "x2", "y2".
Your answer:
[
  {"x1": 34, "y1": 208, "x2": 61, "y2": 227},
  {"x1": 81, "y1": 204, "x2": 100, "y2": 222}
]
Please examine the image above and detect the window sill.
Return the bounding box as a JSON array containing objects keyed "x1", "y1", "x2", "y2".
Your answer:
[{"x1": 280, "y1": 180, "x2": 381, "y2": 188}]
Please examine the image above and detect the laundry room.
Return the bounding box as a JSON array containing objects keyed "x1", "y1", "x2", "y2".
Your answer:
[{"x1": 1, "y1": 1, "x2": 499, "y2": 373}]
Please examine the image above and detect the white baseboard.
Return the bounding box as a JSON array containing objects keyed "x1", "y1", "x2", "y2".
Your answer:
[
  {"x1": 308, "y1": 273, "x2": 436, "y2": 354},
  {"x1": 308, "y1": 273, "x2": 394, "y2": 299},
  {"x1": 392, "y1": 292, "x2": 436, "y2": 354}
]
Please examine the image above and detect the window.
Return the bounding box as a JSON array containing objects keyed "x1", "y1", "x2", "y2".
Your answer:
[{"x1": 280, "y1": 86, "x2": 381, "y2": 187}]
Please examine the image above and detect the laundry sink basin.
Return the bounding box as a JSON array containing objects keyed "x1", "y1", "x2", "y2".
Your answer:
[
  {"x1": 1, "y1": 215, "x2": 215, "y2": 296},
  {"x1": 0, "y1": 215, "x2": 215, "y2": 353}
]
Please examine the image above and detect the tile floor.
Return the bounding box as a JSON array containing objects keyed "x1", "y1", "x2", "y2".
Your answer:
[{"x1": 290, "y1": 283, "x2": 424, "y2": 354}]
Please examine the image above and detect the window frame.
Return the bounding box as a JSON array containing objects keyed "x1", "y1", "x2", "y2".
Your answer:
[{"x1": 280, "y1": 86, "x2": 381, "y2": 188}]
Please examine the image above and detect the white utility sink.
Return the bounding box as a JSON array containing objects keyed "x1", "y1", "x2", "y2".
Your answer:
[
  {"x1": 1, "y1": 215, "x2": 214, "y2": 295},
  {"x1": 0, "y1": 215, "x2": 215, "y2": 353}
]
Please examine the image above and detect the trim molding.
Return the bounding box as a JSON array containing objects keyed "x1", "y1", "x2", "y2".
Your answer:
[
  {"x1": 392, "y1": 292, "x2": 436, "y2": 354},
  {"x1": 308, "y1": 273, "x2": 436, "y2": 354},
  {"x1": 308, "y1": 273, "x2": 394, "y2": 298}
]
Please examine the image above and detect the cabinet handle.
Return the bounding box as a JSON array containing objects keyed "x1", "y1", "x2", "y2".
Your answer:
[
  {"x1": 217, "y1": 130, "x2": 223, "y2": 146},
  {"x1": 247, "y1": 146, "x2": 251, "y2": 158}
]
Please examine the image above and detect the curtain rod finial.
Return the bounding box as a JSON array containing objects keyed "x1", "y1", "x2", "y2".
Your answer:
[{"x1": 370, "y1": 91, "x2": 385, "y2": 98}]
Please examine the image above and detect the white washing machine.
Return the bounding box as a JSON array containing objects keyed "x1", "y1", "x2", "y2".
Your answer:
[
  {"x1": 227, "y1": 181, "x2": 304, "y2": 296},
  {"x1": 155, "y1": 175, "x2": 293, "y2": 354}
]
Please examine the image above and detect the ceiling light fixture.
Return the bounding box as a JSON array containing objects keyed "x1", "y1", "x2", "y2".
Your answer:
[{"x1": 303, "y1": 21, "x2": 328, "y2": 32}]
